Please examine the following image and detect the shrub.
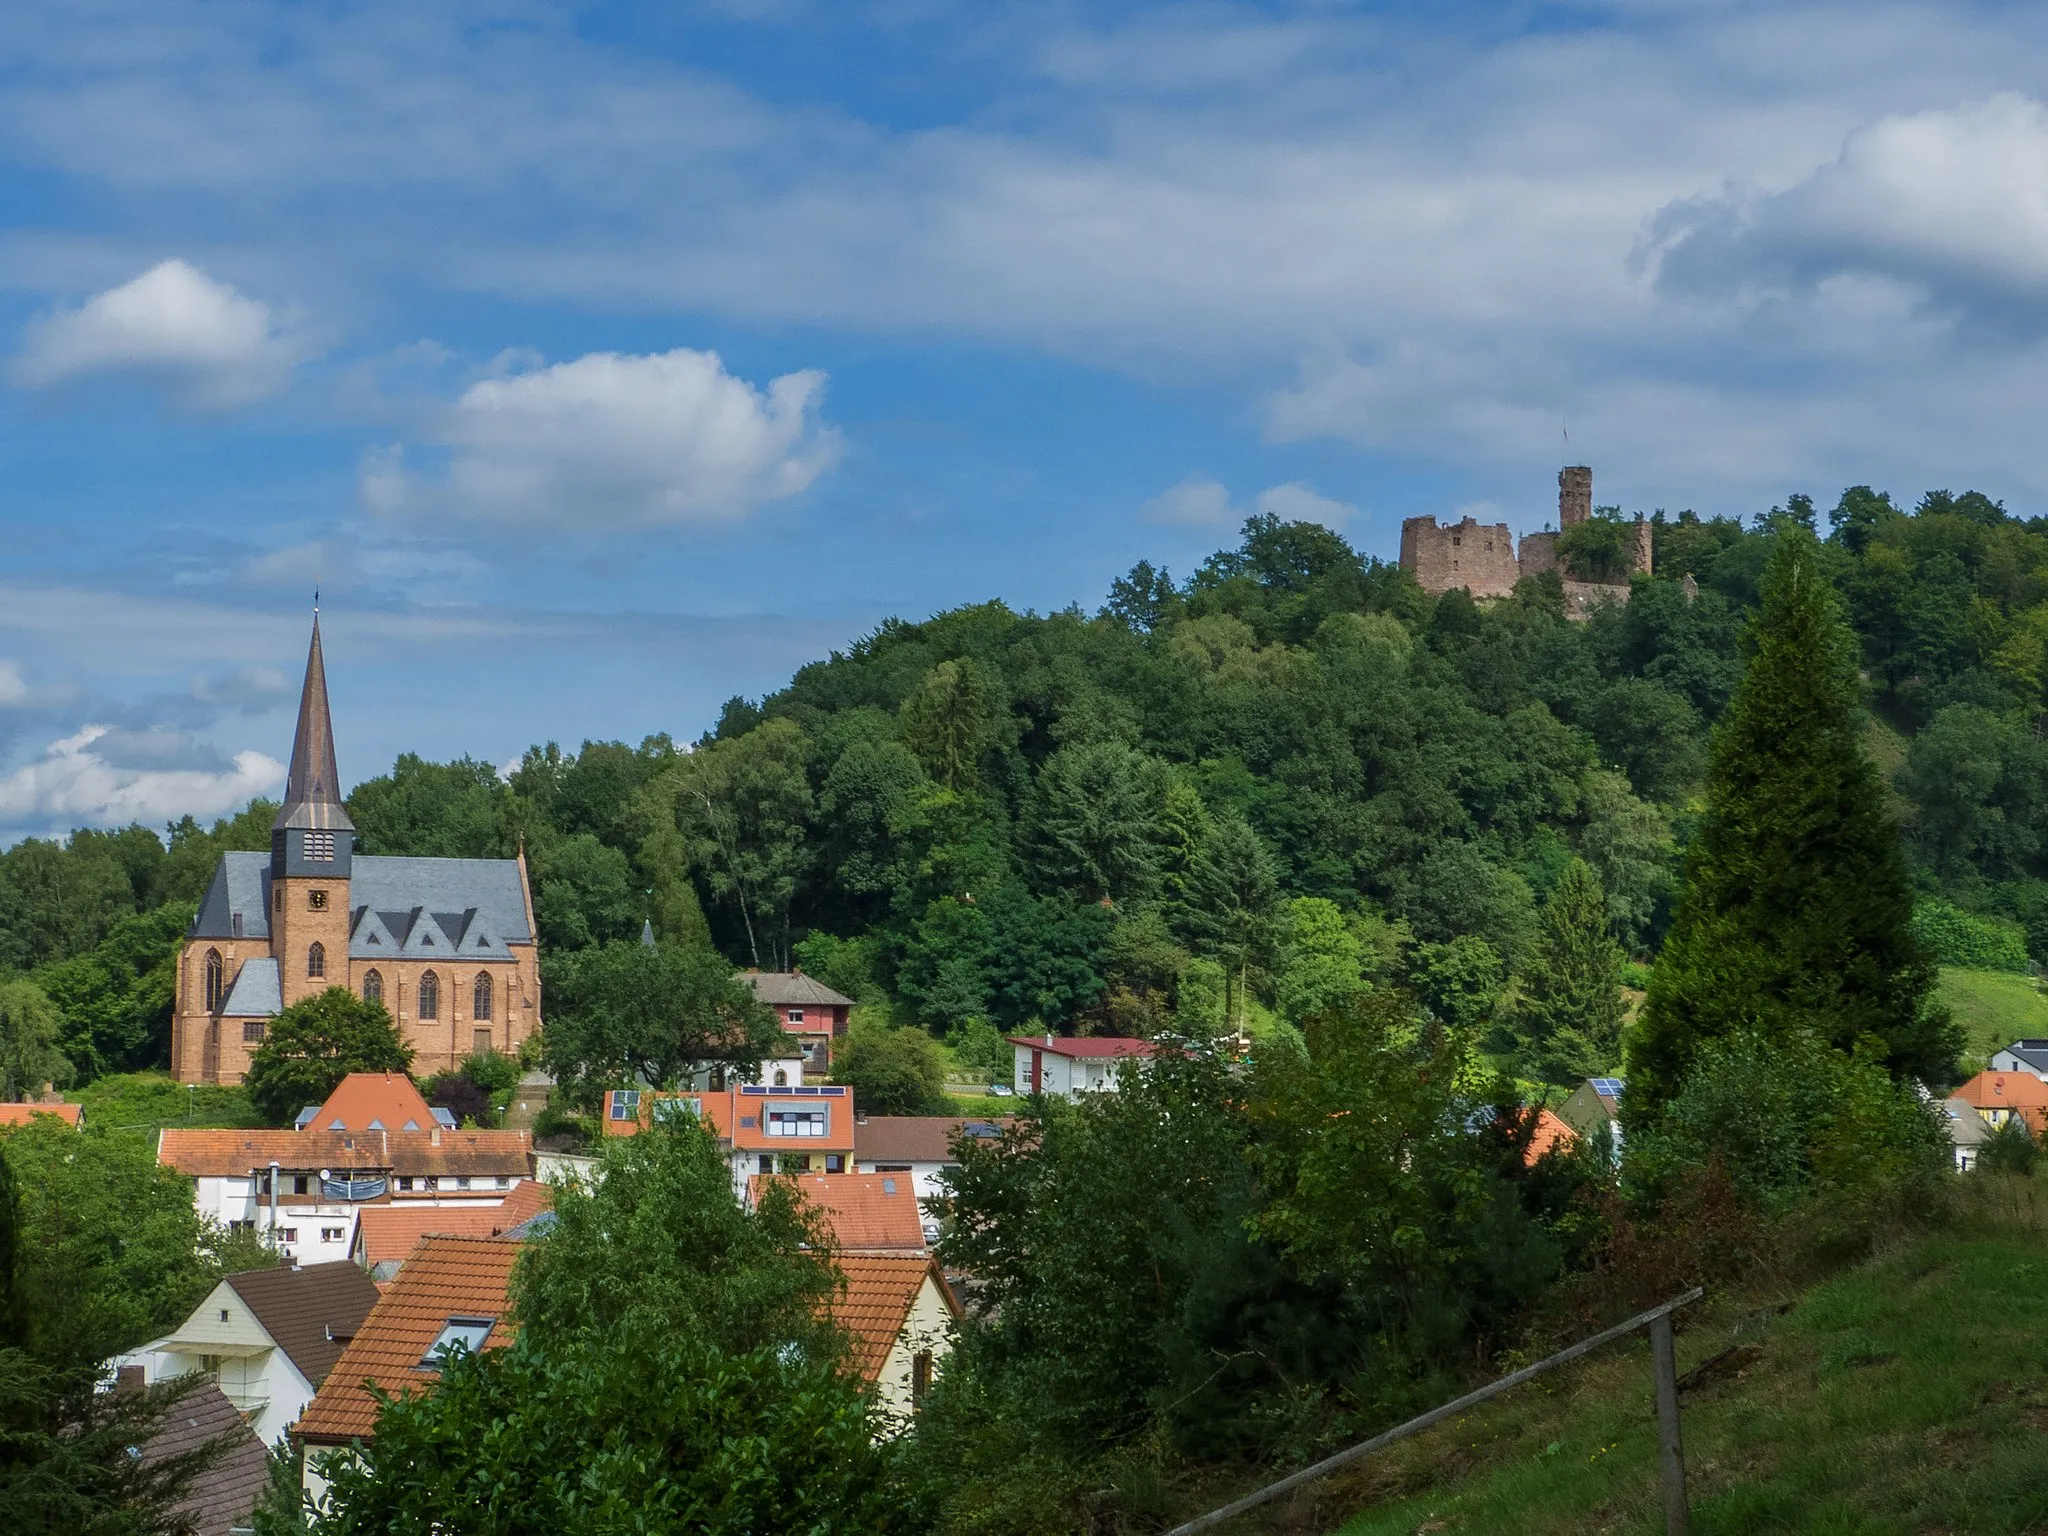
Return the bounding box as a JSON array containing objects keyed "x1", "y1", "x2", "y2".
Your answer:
[
  {"x1": 1977, "y1": 1115, "x2": 2040, "y2": 1177},
  {"x1": 1913, "y1": 900, "x2": 2032, "y2": 972}
]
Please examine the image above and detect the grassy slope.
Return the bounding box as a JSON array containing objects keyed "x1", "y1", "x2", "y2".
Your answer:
[
  {"x1": 1306, "y1": 1183, "x2": 2048, "y2": 1536},
  {"x1": 1938, "y1": 967, "x2": 2048, "y2": 1070},
  {"x1": 69, "y1": 1070, "x2": 267, "y2": 1140}
]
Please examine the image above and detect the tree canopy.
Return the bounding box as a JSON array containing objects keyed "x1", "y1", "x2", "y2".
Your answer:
[{"x1": 242, "y1": 989, "x2": 414, "y2": 1127}]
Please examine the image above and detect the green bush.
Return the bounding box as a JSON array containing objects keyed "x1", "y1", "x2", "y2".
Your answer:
[
  {"x1": 1976, "y1": 1116, "x2": 2040, "y2": 1177},
  {"x1": 1913, "y1": 901, "x2": 2031, "y2": 972}
]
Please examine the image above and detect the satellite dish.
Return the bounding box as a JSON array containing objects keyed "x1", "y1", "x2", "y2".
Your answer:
[{"x1": 319, "y1": 1169, "x2": 331, "y2": 1181}]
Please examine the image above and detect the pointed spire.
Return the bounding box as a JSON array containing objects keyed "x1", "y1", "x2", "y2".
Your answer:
[{"x1": 275, "y1": 613, "x2": 354, "y2": 832}]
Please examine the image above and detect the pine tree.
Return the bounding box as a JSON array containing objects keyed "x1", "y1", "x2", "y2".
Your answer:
[
  {"x1": 1512, "y1": 858, "x2": 1623, "y2": 1084},
  {"x1": 1628, "y1": 528, "x2": 1954, "y2": 1123}
]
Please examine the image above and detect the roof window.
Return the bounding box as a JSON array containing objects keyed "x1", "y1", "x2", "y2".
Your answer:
[{"x1": 422, "y1": 1317, "x2": 496, "y2": 1369}]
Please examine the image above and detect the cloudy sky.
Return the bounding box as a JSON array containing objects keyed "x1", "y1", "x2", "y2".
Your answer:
[{"x1": 2, "y1": 0, "x2": 2044, "y2": 841}]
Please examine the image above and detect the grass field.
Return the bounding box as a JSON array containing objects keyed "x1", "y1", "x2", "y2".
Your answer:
[
  {"x1": 69, "y1": 1070, "x2": 267, "y2": 1139},
  {"x1": 1245, "y1": 1179, "x2": 2048, "y2": 1536},
  {"x1": 1937, "y1": 967, "x2": 2048, "y2": 1069}
]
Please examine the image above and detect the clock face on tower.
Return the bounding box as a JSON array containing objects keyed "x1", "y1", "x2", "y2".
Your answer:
[{"x1": 309, "y1": 889, "x2": 329, "y2": 911}]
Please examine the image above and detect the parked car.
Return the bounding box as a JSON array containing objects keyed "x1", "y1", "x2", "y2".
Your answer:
[{"x1": 988, "y1": 1083, "x2": 1014, "y2": 1097}]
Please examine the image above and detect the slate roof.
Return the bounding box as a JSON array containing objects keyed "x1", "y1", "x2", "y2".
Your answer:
[
  {"x1": 159, "y1": 1127, "x2": 534, "y2": 1179},
  {"x1": 191, "y1": 852, "x2": 533, "y2": 950},
  {"x1": 1943, "y1": 1097, "x2": 1994, "y2": 1147},
  {"x1": 220, "y1": 957, "x2": 281, "y2": 1017},
  {"x1": 828, "y1": 1255, "x2": 958, "y2": 1383},
  {"x1": 310, "y1": 1074, "x2": 438, "y2": 1133},
  {"x1": 224, "y1": 1261, "x2": 382, "y2": 1389},
  {"x1": 1998, "y1": 1040, "x2": 2048, "y2": 1073},
  {"x1": 0, "y1": 1102, "x2": 81, "y2": 1127},
  {"x1": 853, "y1": 1116, "x2": 1007, "y2": 1165},
  {"x1": 140, "y1": 1379, "x2": 271, "y2": 1536},
  {"x1": 295, "y1": 1235, "x2": 520, "y2": 1444},
  {"x1": 752, "y1": 1171, "x2": 926, "y2": 1252},
  {"x1": 1006, "y1": 1034, "x2": 1156, "y2": 1059},
  {"x1": 741, "y1": 971, "x2": 856, "y2": 1009},
  {"x1": 275, "y1": 615, "x2": 353, "y2": 834}
]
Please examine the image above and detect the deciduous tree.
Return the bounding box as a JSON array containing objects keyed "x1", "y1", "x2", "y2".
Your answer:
[{"x1": 242, "y1": 989, "x2": 414, "y2": 1128}]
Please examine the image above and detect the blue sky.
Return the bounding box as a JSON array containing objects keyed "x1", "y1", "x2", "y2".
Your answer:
[{"x1": 3, "y1": 0, "x2": 2047, "y2": 841}]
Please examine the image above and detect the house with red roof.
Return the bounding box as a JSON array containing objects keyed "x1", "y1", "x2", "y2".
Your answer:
[
  {"x1": 1953, "y1": 1070, "x2": 2048, "y2": 1137},
  {"x1": 0, "y1": 1102, "x2": 82, "y2": 1128},
  {"x1": 603, "y1": 1083, "x2": 856, "y2": 1198},
  {"x1": 1008, "y1": 1034, "x2": 1155, "y2": 1099},
  {"x1": 294, "y1": 1072, "x2": 447, "y2": 1133},
  {"x1": 750, "y1": 1170, "x2": 927, "y2": 1252}
]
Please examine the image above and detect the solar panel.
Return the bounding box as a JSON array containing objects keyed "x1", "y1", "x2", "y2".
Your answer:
[{"x1": 1590, "y1": 1077, "x2": 1625, "y2": 1096}]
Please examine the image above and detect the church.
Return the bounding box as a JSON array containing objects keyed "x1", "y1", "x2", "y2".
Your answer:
[{"x1": 170, "y1": 618, "x2": 542, "y2": 1085}]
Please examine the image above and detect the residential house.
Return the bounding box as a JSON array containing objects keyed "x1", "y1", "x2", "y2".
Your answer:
[
  {"x1": 603, "y1": 1084, "x2": 856, "y2": 1198},
  {"x1": 1989, "y1": 1040, "x2": 2048, "y2": 1081},
  {"x1": 1523, "y1": 1108, "x2": 1578, "y2": 1165},
  {"x1": 1008, "y1": 1035, "x2": 1155, "y2": 1099},
  {"x1": 130, "y1": 1377, "x2": 271, "y2": 1536},
  {"x1": 831, "y1": 1255, "x2": 961, "y2": 1423},
  {"x1": 350, "y1": 1178, "x2": 556, "y2": 1279},
  {"x1": 751, "y1": 1170, "x2": 927, "y2": 1252},
  {"x1": 1953, "y1": 1070, "x2": 2048, "y2": 1136},
  {"x1": 293, "y1": 1072, "x2": 450, "y2": 1133},
  {"x1": 160, "y1": 1125, "x2": 533, "y2": 1267},
  {"x1": 1556, "y1": 1077, "x2": 1626, "y2": 1143},
  {"x1": 853, "y1": 1115, "x2": 1007, "y2": 1202},
  {"x1": 0, "y1": 1102, "x2": 82, "y2": 1128},
  {"x1": 294, "y1": 1234, "x2": 521, "y2": 1505},
  {"x1": 741, "y1": 970, "x2": 855, "y2": 1075},
  {"x1": 115, "y1": 1261, "x2": 380, "y2": 1446},
  {"x1": 1942, "y1": 1097, "x2": 1995, "y2": 1171}
]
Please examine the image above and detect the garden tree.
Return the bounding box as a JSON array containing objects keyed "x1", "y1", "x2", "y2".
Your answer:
[
  {"x1": 898, "y1": 656, "x2": 1002, "y2": 790},
  {"x1": 1023, "y1": 740, "x2": 1166, "y2": 902},
  {"x1": 302, "y1": 1326, "x2": 930, "y2": 1536},
  {"x1": 1175, "y1": 814, "x2": 1280, "y2": 1029},
  {"x1": 1510, "y1": 858, "x2": 1624, "y2": 1084},
  {"x1": 511, "y1": 1114, "x2": 840, "y2": 1356},
  {"x1": 0, "y1": 1116, "x2": 254, "y2": 1364},
  {"x1": 829, "y1": 1020, "x2": 952, "y2": 1116},
  {"x1": 0, "y1": 979, "x2": 70, "y2": 1102},
  {"x1": 242, "y1": 989, "x2": 414, "y2": 1128},
  {"x1": 1630, "y1": 528, "x2": 1957, "y2": 1124},
  {"x1": 540, "y1": 939, "x2": 787, "y2": 1102},
  {"x1": 655, "y1": 719, "x2": 813, "y2": 969},
  {"x1": 1273, "y1": 897, "x2": 1368, "y2": 1025}
]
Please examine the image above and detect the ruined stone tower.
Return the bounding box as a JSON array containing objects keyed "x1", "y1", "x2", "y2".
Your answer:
[{"x1": 1558, "y1": 465, "x2": 1592, "y2": 528}]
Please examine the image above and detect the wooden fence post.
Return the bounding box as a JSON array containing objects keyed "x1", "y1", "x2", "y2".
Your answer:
[{"x1": 1650, "y1": 1311, "x2": 1689, "y2": 1536}]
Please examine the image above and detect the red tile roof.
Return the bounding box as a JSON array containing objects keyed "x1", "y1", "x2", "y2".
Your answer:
[
  {"x1": 0, "y1": 1102, "x2": 81, "y2": 1127},
  {"x1": 1523, "y1": 1108, "x2": 1578, "y2": 1166},
  {"x1": 828, "y1": 1254, "x2": 958, "y2": 1383},
  {"x1": 489, "y1": 1178, "x2": 555, "y2": 1234},
  {"x1": 294, "y1": 1236, "x2": 519, "y2": 1445},
  {"x1": 751, "y1": 1172, "x2": 925, "y2": 1252},
  {"x1": 353, "y1": 1205, "x2": 504, "y2": 1266},
  {"x1": 159, "y1": 1127, "x2": 532, "y2": 1179},
  {"x1": 1005, "y1": 1035, "x2": 1156, "y2": 1059},
  {"x1": 309, "y1": 1073, "x2": 438, "y2": 1132},
  {"x1": 1953, "y1": 1070, "x2": 2048, "y2": 1134}
]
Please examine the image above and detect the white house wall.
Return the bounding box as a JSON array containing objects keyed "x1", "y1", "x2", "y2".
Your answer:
[{"x1": 872, "y1": 1274, "x2": 958, "y2": 1424}]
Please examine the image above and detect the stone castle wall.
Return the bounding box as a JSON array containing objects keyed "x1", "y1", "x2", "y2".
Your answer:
[{"x1": 1398, "y1": 515, "x2": 1520, "y2": 600}]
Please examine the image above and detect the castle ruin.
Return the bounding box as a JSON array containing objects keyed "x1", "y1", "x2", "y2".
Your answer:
[{"x1": 1400, "y1": 466, "x2": 1651, "y2": 618}]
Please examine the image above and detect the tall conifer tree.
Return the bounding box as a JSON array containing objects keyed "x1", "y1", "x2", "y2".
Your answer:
[
  {"x1": 1512, "y1": 858, "x2": 1623, "y2": 1084},
  {"x1": 1628, "y1": 529, "x2": 1954, "y2": 1122}
]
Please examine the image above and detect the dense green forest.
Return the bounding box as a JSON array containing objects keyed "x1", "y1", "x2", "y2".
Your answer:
[{"x1": 4, "y1": 485, "x2": 2046, "y2": 1092}]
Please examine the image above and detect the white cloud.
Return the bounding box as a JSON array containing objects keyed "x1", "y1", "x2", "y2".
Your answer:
[
  {"x1": 10, "y1": 259, "x2": 310, "y2": 409},
  {"x1": 1645, "y1": 94, "x2": 2048, "y2": 321},
  {"x1": 1140, "y1": 477, "x2": 1356, "y2": 533},
  {"x1": 0, "y1": 725, "x2": 283, "y2": 829},
  {"x1": 1255, "y1": 481, "x2": 1356, "y2": 531},
  {"x1": 375, "y1": 349, "x2": 841, "y2": 529},
  {"x1": 1141, "y1": 478, "x2": 1234, "y2": 527},
  {"x1": 0, "y1": 662, "x2": 26, "y2": 707}
]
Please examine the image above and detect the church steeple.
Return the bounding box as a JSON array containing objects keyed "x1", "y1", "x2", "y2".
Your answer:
[
  {"x1": 275, "y1": 613, "x2": 353, "y2": 834},
  {"x1": 271, "y1": 613, "x2": 354, "y2": 880}
]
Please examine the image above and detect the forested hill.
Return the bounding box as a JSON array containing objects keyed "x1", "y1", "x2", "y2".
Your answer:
[{"x1": 6, "y1": 487, "x2": 2048, "y2": 1084}]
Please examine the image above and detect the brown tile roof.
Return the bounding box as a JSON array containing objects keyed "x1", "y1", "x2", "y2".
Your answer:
[
  {"x1": 854, "y1": 1115, "x2": 1008, "y2": 1165},
  {"x1": 159, "y1": 1127, "x2": 532, "y2": 1178},
  {"x1": 294, "y1": 1236, "x2": 519, "y2": 1445},
  {"x1": 309, "y1": 1073, "x2": 438, "y2": 1132},
  {"x1": 828, "y1": 1255, "x2": 958, "y2": 1383},
  {"x1": 353, "y1": 1205, "x2": 503, "y2": 1266},
  {"x1": 740, "y1": 970, "x2": 856, "y2": 1008},
  {"x1": 224, "y1": 1261, "x2": 382, "y2": 1389},
  {"x1": 140, "y1": 1379, "x2": 271, "y2": 1536},
  {"x1": 1006, "y1": 1034, "x2": 1155, "y2": 1059},
  {"x1": 752, "y1": 1172, "x2": 925, "y2": 1252},
  {"x1": 0, "y1": 1102, "x2": 81, "y2": 1127}
]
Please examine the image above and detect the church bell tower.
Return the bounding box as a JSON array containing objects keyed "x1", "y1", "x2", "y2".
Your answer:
[{"x1": 270, "y1": 614, "x2": 356, "y2": 1009}]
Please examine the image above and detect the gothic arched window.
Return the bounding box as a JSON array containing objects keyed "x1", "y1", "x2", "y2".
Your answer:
[
  {"x1": 307, "y1": 942, "x2": 326, "y2": 979},
  {"x1": 204, "y1": 949, "x2": 225, "y2": 1010},
  {"x1": 418, "y1": 971, "x2": 440, "y2": 1020},
  {"x1": 472, "y1": 973, "x2": 492, "y2": 1022},
  {"x1": 362, "y1": 969, "x2": 384, "y2": 1006}
]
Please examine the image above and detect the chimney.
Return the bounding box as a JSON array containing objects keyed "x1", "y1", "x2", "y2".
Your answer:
[
  {"x1": 1558, "y1": 465, "x2": 1592, "y2": 529},
  {"x1": 115, "y1": 1365, "x2": 145, "y2": 1395}
]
